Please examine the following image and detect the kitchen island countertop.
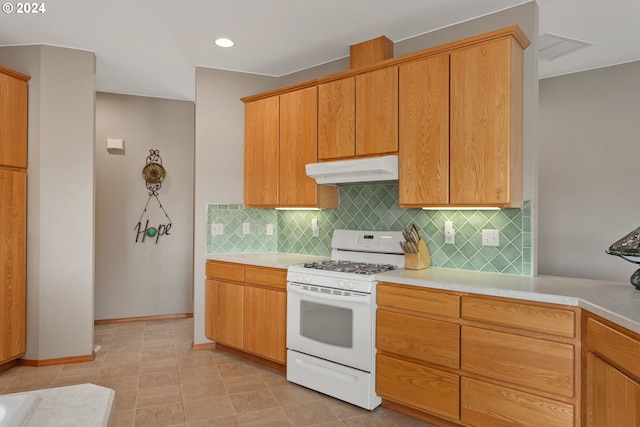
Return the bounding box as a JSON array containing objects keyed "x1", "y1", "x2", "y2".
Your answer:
[{"x1": 206, "y1": 253, "x2": 640, "y2": 335}]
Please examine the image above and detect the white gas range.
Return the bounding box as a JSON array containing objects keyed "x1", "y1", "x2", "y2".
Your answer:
[{"x1": 286, "y1": 229, "x2": 404, "y2": 410}]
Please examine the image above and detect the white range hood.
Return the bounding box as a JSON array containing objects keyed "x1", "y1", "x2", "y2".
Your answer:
[{"x1": 305, "y1": 155, "x2": 398, "y2": 185}]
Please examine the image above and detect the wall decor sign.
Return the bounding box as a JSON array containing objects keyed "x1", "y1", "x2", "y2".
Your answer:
[{"x1": 135, "y1": 149, "x2": 173, "y2": 244}]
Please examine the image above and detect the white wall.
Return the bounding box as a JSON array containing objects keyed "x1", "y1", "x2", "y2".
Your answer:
[
  {"x1": 0, "y1": 45, "x2": 96, "y2": 360},
  {"x1": 538, "y1": 61, "x2": 640, "y2": 283},
  {"x1": 94, "y1": 93, "x2": 195, "y2": 320}
]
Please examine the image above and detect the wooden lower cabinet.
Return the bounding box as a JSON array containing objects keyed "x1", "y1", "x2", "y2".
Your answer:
[
  {"x1": 461, "y1": 326, "x2": 575, "y2": 397},
  {"x1": 461, "y1": 377, "x2": 574, "y2": 427},
  {"x1": 376, "y1": 283, "x2": 461, "y2": 424},
  {"x1": 0, "y1": 169, "x2": 26, "y2": 365},
  {"x1": 584, "y1": 313, "x2": 640, "y2": 426},
  {"x1": 586, "y1": 352, "x2": 640, "y2": 427},
  {"x1": 205, "y1": 279, "x2": 243, "y2": 349},
  {"x1": 243, "y1": 285, "x2": 286, "y2": 363},
  {"x1": 376, "y1": 284, "x2": 580, "y2": 427},
  {"x1": 204, "y1": 261, "x2": 287, "y2": 366},
  {"x1": 377, "y1": 353, "x2": 459, "y2": 420}
]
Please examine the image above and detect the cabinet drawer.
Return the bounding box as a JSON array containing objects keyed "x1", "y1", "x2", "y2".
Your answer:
[
  {"x1": 461, "y1": 326, "x2": 575, "y2": 397},
  {"x1": 377, "y1": 282, "x2": 460, "y2": 318},
  {"x1": 461, "y1": 377, "x2": 574, "y2": 427},
  {"x1": 377, "y1": 353, "x2": 459, "y2": 421},
  {"x1": 461, "y1": 296, "x2": 575, "y2": 337},
  {"x1": 245, "y1": 266, "x2": 286, "y2": 290},
  {"x1": 586, "y1": 317, "x2": 640, "y2": 379},
  {"x1": 206, "y1": 261, "x2": 245, "y2": 282},
  {"x1": 377, "y1": 309, "x2": 459, "y2": 369}
]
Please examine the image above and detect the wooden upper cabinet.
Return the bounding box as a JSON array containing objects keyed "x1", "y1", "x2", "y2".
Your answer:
[
  {"x1": 355, "y1": 66, "x2": 398, "y2": 157},
  {"x1": 0, "y1": 66, "x2": 29, "y2": 169},
  {"x1": 398, "y1": 55, "x2": 450, "y2": 207},
  {"x1": 244, "y1": 96, "x2": 279, "y2": 207},
  {"x1": 279, "y1": 87, "x2": 319, "y2": 207},
  {"x1": 449, "y1": 37, "x2": 524, "y2": 207},
  {"x1": 317, "y1": 77, "x2": 355, "y2": 160},
  {"x1": 244, "y1": 88, "x2": 337, "y2": 208}
]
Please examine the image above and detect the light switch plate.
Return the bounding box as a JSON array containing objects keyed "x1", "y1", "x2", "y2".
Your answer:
[
  {"x1": 211, "y1": 223, "x2": 223, "y2": 236},
  {"x1": 444, "y1": 220, "x2": 455, "y2": 244},
  {"x1": 482, "y1": 229, "x2": 500, "y2": 247}
]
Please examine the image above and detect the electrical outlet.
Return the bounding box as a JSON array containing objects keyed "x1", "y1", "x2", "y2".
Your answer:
[
  {"x1": 211, "y1": 223, "x2": 224, "y2": 236},
  {"x1": 311, "y1": 218, "x2": 319, "y2": 238},
  {"x1": 266, "y1": 224, "x2": 274, "y2": 236},
  {"x1": 482, "y1": 229, "x2": 500, "y2": 247},
  {"x1": 242, "y1": 223, "x2": 250, "y2": 235}
]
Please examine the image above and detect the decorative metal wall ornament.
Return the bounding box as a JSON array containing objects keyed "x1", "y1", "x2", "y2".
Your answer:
[
  {"x1": 134, "y1": 149, "x2": 173, "y2": 244},
  {"x1": 606, "y1": 225, "x2": 640, "y2": 290}
]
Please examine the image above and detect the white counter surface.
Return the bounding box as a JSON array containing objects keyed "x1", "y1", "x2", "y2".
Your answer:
[
  {"x1": 378, "y1": 267, "x2": 640, "y2": 335},
  {"x1": 4, "y1": 383, "x2": 115, "y2": 427},
  {"x1": 207, "y1": 252, "x2": 328, "y2": 269},
  {"x1": 206, "y1": 253, "x2": 640, "y2": 335}
]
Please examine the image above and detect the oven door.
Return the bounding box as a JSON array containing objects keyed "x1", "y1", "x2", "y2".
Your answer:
[{"x1": 286, "y1": 282, "x2": 374, "y2": 372}]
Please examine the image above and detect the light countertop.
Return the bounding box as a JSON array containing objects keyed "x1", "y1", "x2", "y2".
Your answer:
[
  {"x1": 6, "y1": 383, "x2": 115, "y2": 427},
  {"x1": 206, "y1": 253, "x2": 640, "y2": 335},
  {"x1": 378, "y1": 267, "x2": 640, "y2": 335},
  {"x1": 207, "y1": 253, "x2": 328, "y2": 269}
]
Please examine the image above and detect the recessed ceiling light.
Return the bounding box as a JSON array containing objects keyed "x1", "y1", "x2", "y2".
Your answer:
[{"x1": 214, "y1": 38, "x2": 234, "y2": 48}]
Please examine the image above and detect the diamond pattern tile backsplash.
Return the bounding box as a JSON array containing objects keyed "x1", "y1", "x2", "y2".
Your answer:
[{"x1": 207, "y1": 184, "x2": 532, "y2": 275}]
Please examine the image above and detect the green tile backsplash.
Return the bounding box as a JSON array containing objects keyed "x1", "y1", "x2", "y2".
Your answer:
[{"x1": 207, "y1": 184, "x2": 532, "y2": 275}]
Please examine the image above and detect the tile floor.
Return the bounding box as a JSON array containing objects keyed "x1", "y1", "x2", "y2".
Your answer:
[{"x1": 0, "y1": 318, "x2": 437, "y2": 427}]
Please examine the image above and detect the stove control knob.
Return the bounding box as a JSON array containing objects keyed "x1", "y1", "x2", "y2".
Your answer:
[
  {"x1": 346, "y1": 281, "x2": 355, "y2": 290},
  {"x1": 295, "y1": 274, "x2": 304, "y2": 282},
  {"x1": 337, "y1": 280, "x2": 345, "y2": 288},
  {"x1": 304, "y1": 275, "x2": 312, "y2": 283}
]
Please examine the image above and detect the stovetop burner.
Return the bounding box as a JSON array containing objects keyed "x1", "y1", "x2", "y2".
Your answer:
[{"x1": 302, "y1": 260, "x2": 396, "y2": 275}]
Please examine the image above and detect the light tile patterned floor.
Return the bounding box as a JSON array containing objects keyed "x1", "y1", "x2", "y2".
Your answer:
[{"x1": 0, "y1": 318, "x2": 437, "y2": 427}]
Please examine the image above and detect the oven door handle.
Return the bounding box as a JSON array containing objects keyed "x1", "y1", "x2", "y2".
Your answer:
[{"x1": 287, "y1": 284, "x2": 371, "y2": 304}]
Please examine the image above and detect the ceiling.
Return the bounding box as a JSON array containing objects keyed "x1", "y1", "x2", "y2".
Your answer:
[{"x1": 1, "y1": 0, "x2": 639, "y2": 101}]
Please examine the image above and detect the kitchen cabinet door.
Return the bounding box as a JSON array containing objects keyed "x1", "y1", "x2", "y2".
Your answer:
[
  {"x1": 355, "y1": 66, "x2": 398, "y2": 157},
  {"x1": 318, "y1": 77, "x2": 355, "y2": 160},
  {"x1": 243, "y1": 285, "x2": 287, "y2": 364},
  {"x1": 461, "y1": 325, "x2": 575, "y2": 397},
  {"x1": 205, "y1": 279, "x2": 243, "y2": 349},
  {"x1": 377, "y1": 309, "x2": 459, "y2": 369},
  {"x1": 449, "y1": 37, "x2": 523, "y2": 207},
  {"x1": 0, "y1": 67, "x2": 29, "y2": 169},
  {"x1": 461, "y1": 376, "x2": 574, "y2": 427},
  {"x1": 377, "y1": 353, "x2": 460, "y2": 421},
  {"x1": 244, "y1": 96, "x2": 279, "y2": 207},
  {"x1": 586, "y1": 352, "x2": 640, "y2": 427},
  {"x1": 398, "y1": 55, "x2": 450, "y2": 207},
  {"x1": 279, "y1": 87, "x2": 320, "y2": 207},
  {"x1": 0, "y1": 169, "x2": 26, "y2": 364}
]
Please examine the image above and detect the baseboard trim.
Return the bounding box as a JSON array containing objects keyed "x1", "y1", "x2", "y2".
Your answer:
[
  {"x1": 192, "y1": 342, "x2": 216, "y2": 351},
  {"x1": 0, "y1": 359, "x2": 19, "y2": 373},
  {"x1": 94, "y1": 313, "x2": 193, "y2": 325},
  {"x1": 19, "y1": 352, "x2": 95, "y2": 367}
]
